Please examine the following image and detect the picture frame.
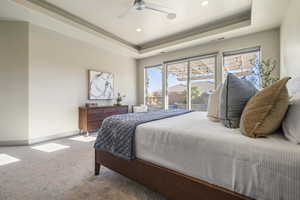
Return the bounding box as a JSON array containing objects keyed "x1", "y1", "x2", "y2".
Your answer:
[{"x1": 88, "y1": 70, "x2": 114, "y2": 100}]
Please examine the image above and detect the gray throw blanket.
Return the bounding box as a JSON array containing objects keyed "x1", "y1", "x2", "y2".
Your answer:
[{"x1": 94, "y1": 109, "x2": 191, "y2": 160}]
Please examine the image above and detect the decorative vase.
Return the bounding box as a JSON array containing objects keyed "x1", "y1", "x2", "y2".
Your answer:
[{"x1": 116, "y1": 92, "x2": 125, "y2": 106}]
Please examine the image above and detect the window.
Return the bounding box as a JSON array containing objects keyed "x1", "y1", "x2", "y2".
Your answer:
[
  {"x1": 144, "y1": 47, "x2": 261, "y2": 111},
  {"x1": 165, "y1": 54, "x2": 217, "y2": 111},
  {"x1": 223, "y1": 47, "x2": 261, "y2": 89},
  {"x1": 190, "y1": 56, "x2": 216, "y2": 111},
  {"x1": 167, "y1": 62, "x2": 188, "y2": 110},
  {"x1": 145, "y1": 65, "x2": 163, "y2": 110}
]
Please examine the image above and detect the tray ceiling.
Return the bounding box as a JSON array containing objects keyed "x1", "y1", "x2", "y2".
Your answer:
[
  {"x1": 0, "y1": 0, "x2": 288, "y2": 58},
  {"x1": 44, "y1": 0, "x2": 252, "y2": 46}
]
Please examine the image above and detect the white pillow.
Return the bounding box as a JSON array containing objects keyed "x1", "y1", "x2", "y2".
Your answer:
[
  {"x1": 133, "y1": 105, "x2": 148, "y2": 113},
  {"x1": 207, "y1": 84, "x2": 222, "y2": 122},
  {"x1": 287, "y1": 77, "x2": 300, "y2": 96},
  {"x1": 283, "y1": 92, "x2": 300, "y2": 144}
]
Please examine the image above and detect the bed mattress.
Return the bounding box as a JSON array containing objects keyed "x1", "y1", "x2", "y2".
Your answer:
[{"x1": 135, "y1": 112, "x2": 300, "y2": 200}]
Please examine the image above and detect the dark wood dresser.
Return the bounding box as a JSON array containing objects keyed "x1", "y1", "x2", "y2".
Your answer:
[{"x1": 79, "y1": 105, "x2": 128, "y2": 133}]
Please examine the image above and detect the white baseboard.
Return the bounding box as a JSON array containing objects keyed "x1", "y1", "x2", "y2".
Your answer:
[
  {"x1": 28, "y1": 130, "x2": 80, "y2": 145},
  {"x1": 0, "y1": 140, "x2": 29, "y2": 146},
  {"x1": 0, "y1": 130, "x2": 80, "y2": 146}
]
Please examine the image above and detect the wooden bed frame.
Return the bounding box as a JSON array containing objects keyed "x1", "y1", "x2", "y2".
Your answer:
[{"x1": 95, "y1": 149, "x2": 252, "y2": 200}]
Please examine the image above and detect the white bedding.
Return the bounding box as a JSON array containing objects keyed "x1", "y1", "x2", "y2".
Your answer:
[{"x1": 135, "y1": 112, "x2": 300, "y2": 200}]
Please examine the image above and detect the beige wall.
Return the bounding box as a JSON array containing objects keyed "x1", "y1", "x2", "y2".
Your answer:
[
  {"x1": 0, "y1": 21, "x2": 137, "y2": 144},
  {"x1": 0, "y1": 21, "x2": 29, "y2": 142},
  {"x1": 280, "y1": 0, "x2": 300, "y2": 78},
  {"x1": 28, "y1": 24, "x2": 137, "y2": 140},
  {"x1": 137, "y1": 29, "x2": 280, "y2": 104}
]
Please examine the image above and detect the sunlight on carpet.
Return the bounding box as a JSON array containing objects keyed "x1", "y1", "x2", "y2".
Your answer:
[
  {"x1": 31, "y1": 143, "x2": 70, "y2": 152},
  {"x1": 0, "y1": 154, "x2": 20, "y2": 166}
]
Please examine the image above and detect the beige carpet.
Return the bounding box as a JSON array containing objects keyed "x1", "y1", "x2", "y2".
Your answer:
[{"x1": 0, "y1": 136, "x2": 166, "y2": 200}]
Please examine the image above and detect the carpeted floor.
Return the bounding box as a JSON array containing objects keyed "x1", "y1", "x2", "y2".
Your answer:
[{"x1": 0, "y1": 136, "x2": 166, "y2": 200}]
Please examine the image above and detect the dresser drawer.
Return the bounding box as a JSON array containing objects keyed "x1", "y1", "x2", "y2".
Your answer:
[
  {"x1": 88, "y1": 108, "x2": 106, "y2": 114},
  {"x1": 87, "y1": 121, "x2": 102, "y2": 131},
  {"x1": 87, "y1": 113, "x2": 119, "y2": 122},
  {"x1": 103, "y1": 107, "x2": 128, "y2": 113},
  {"x1": 79, "y1": 105, "x2": 129, "y2": 132},
  {"x1": 87, "y1": 114, "x2": 106, "y2": 122}
]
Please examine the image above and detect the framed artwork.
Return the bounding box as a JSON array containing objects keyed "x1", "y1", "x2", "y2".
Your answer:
[{"x1": 88, "y1": 70, "x2": 114, "y2": 100}]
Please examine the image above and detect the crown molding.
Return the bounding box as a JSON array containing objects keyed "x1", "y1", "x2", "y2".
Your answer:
[
  {"x1": 12, "y1": 0, "x2": 139, "y2": 53},
  {"x1": 139, "y1": 11, "x2": 251, "y2": 50},
  {"x1": 139, "y1": 19, "x2": 251, "y2": 58},
  {"x1": 11, "y1": 0, "x2": 252, "y2": 58}
]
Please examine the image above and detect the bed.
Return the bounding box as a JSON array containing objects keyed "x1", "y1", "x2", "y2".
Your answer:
[{"x1": 94, "y1": 111, "x2": 300, "y2": 200}]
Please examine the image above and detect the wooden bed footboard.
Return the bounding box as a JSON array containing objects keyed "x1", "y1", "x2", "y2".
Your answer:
[{"x1": 95, "y1": 149, "x2": 252, "y2": 200}]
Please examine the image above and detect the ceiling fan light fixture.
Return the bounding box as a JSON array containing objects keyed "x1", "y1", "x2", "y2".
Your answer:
[
  {"x1": 167, "y1": 13, "x2": 177, "y2": 20},
  {"x1": 135, "y1": 1, "x2": 146, "y2": 10},
  {"x1": 119, "y1": 0, "x2": 177, "y2": 20}
]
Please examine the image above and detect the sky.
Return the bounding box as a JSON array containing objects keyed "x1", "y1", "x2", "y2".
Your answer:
[
  {"x1": 146, "y1": 67, "x2": 217, "y2": 93},
  {"x1": 146, "y1": 68, "x2": 162, "y2": 92},
  {"x1": 146, "y1": 67, "x2": 183, "y2": 92}
]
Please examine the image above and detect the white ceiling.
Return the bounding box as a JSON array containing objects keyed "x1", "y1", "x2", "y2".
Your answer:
[
  {"x1": 44, "y1": 0, "x2": 252, "y2": 46},
  {"x1": 0, "y1": 0, "x2": 289, "y2": 58}
]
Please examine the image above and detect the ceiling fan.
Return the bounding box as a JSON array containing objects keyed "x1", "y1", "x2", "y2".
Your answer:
[{"x1": 118, "y1": 0, "x2": 177, "y2": 20}]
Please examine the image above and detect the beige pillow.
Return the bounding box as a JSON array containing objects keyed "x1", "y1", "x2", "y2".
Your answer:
[
  {"x1": 240, "y1": 77, "x2": 291, "y2": 138},
  {"x1": 207, "y1": 84, "x2": 222, "y2": 122}
]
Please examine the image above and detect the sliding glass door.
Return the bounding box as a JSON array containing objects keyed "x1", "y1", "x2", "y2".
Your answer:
[
  {"x1": 145, "y1": 65, "x2": 163, "y2": 110},
  {"x1": 165, "y1": 54, "x2": 217, "y2": 111},
  {"x1": 144, "y1": 47, "x2": 262, "y2": 111},
  {"x1": 190, "y1": 56, "x2": 216, "y2": 111},
  {"x1": 166, "y1": 62, "x2": 188, "y2": 110}
]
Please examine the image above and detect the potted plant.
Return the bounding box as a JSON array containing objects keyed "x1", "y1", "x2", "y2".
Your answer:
[{"x1": 259, "y1": 58, "x2": 279, "y2": 88}]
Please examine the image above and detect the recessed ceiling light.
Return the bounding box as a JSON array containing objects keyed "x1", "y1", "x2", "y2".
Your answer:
[
  {"x1": 201, "y1": 1, "x2": 209, "y2": 6},
  {"x1": 136, "y1": 28, "x2": 142, "y2": 32}
]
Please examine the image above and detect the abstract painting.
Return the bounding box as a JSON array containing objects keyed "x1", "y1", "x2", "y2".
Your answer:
[{"x1": 89, "y1": 70, "x2": 113, "y2": 100}]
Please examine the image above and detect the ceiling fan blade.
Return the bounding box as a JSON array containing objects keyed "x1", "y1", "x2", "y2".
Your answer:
[
  {"x1": 145, "y1": 6, "x2": 168, "y2": 14},
  {"x1": 118, "y1": 6, "x2": 135, "y2": 18},
  {"x1": 146, "y1": 2, "x2": 172, "y2": 11},
  {"x1": 166, "y1": 13, "x2": 177, "y2": 20},
  {"x1": 145, "y1": 3, "x2": 176, "y2": 19}
]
